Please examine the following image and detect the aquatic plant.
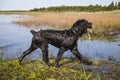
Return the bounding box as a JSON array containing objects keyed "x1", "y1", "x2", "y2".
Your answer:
[
  {"x1": 0, "y1": 58, "x2": 100, "y2": 80},
  {"x1": 1, "y1": 58, "x2": 120, "y2": 80}
]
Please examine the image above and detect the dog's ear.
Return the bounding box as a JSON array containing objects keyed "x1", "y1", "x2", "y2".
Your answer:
[
  {"x1": 71, "y1": 27, "x2": 79, "y2": 34},
  {"x1": 70, "y1": 20, "x2": 82, "y2": 34}
]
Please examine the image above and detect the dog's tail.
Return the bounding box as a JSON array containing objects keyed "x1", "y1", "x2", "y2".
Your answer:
[{"x1": 30, "y1": 30, "x2": 36, "y2": 35}]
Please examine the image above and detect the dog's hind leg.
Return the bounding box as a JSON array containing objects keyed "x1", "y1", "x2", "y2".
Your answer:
[
  {"x1": 40, "y1": 43, "x2": 52, "y2": 67},
  {"x1": 18, "y1": 41, "x2": 37, "y2": 65},
  {"x1": 55, "y1": 47, "x2": 66, "y2": 68}
]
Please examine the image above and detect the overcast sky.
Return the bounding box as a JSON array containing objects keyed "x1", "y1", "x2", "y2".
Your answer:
[{"x1": 0, "y1": 0, "x2": 120, "y2": 11}]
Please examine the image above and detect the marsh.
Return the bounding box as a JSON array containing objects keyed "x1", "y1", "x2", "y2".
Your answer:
[{"x1": 0, "y1": 15, "x2": 120, "y2": 61}]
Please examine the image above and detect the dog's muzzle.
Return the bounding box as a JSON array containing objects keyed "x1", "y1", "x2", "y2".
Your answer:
[{"x1": 87, "y1": 28, "x2": 92, "y2": 40}]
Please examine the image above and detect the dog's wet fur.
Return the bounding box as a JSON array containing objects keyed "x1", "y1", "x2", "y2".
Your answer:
[{"x1": 18, "y1": 19, "x2": 92, "y2": 67}]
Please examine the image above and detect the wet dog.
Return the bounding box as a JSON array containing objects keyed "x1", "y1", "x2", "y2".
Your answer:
[{"x1": 18, "y1": 19, "x2": 92, "y2": 67}]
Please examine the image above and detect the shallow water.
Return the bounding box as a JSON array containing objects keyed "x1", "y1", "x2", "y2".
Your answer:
[{"x1": 0, "y1": 15, "x2": 120, "y2": 61}]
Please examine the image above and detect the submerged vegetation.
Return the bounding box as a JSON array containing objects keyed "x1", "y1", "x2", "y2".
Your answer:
[{"x1": 0, "y1": 58, "x2": 120, "y2": 80}]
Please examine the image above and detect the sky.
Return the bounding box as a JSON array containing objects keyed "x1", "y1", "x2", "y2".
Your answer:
[{"x1": 0, "y1": 0, "x2": 120, "y2": 11}]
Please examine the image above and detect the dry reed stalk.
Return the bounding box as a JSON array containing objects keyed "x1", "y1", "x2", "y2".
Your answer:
[{"x1": 14, "y1": 11, "x2": 120, "y2": 32}]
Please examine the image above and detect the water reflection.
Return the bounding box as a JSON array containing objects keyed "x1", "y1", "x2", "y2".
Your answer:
[{"x1": 0, "y1": 15, "x2": 120, "y2": 61}]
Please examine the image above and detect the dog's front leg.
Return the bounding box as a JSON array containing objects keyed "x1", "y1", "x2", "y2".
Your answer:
[
  {"x1": 70, "y1": 44, "x2": 83, "y2": 61},
  {"x1": 55, "y1": 47, "x2": 66, "y2": 68},
  {"x1": 71, "y1": 43, "x2": 92, "y2": 65}
]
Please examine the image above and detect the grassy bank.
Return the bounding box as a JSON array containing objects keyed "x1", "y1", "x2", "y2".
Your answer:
[
  {"x1": 11, "y1": 11, "x2": 120, "y2": 36},
  {"x1": 0, "y1": 58, "x2": 120, "y2": 80}
]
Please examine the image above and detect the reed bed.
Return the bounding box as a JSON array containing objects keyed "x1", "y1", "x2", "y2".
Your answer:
[{"x1": 14, "y1": 11, "x2": 120, "y2": 35}]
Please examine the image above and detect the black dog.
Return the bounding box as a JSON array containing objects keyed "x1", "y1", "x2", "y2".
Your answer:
[{"x1": 18, "y1": 19, "x2": 92, "y2": 67}]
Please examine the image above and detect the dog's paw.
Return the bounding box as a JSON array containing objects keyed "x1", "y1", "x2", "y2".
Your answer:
[
  {"x1": 81, "y1": 58, "x2": 93, "y2": 65},
  {"x1": 54, "y1": 63, "x2": 60, "y2": 68},
  {"x1": 18, "y1": 57, "x2": 22, "y2": 65},
  {"x1": 46, "y1": 63, "x2": 54, "y2": 67},
  {"x1": 55, "y1": 65, "x2": 60, "y2": 68}
]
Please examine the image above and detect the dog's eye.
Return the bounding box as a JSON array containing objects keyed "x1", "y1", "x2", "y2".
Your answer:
[{"x1": 83, "y1": 24, "x2": 86, "y2": 26}]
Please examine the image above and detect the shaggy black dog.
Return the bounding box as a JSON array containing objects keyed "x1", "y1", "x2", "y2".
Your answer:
[{"x1": 18, "y1": 19, "x2": 92, "y2": 67}]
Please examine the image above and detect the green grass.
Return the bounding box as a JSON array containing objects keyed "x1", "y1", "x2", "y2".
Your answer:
[
  {"x1": 0, "y1": 58, "x2": 99, "y2": 80},
  {"x1": 1, "y1": 58, "x2": 120, "y2": 80}
]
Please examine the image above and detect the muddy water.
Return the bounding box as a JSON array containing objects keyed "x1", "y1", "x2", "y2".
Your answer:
[{"x1": 0, "y1": 15, "x2": 120, "y2": 61}]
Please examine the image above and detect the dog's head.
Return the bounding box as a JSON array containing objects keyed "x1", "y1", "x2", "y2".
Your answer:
[{"x1": 71, "y1": 19, "x2": 92, "y2": 37}]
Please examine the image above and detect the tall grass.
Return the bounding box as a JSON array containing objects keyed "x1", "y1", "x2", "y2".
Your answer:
[{"x1": 14, "y1": 11, "x2": 120, "y2": 35}]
